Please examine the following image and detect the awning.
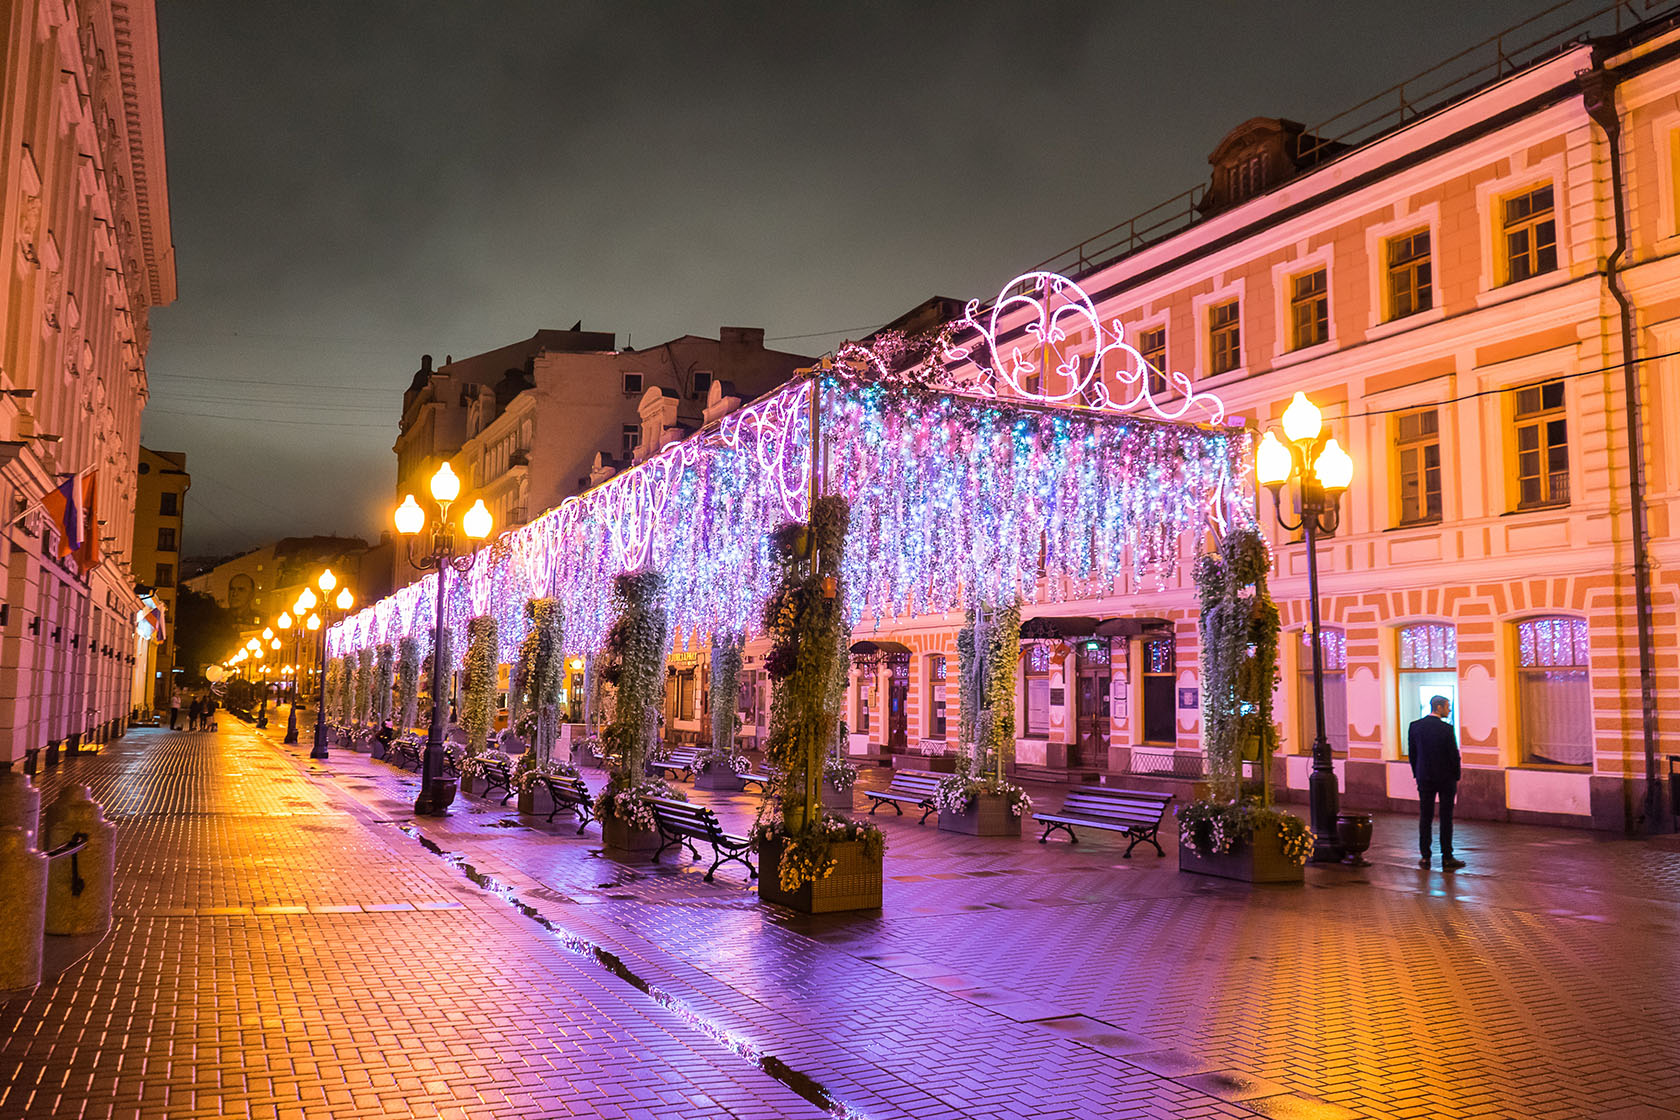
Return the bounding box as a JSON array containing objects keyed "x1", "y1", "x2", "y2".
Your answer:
[
  {"x1": 1019, "y1": 615, "x2": 1102, "y2": 640},
  {"x1": 1093, "y1": 617, "x2": 1173, "y2": 639},
  {"x1": 850, "y1": 640, "x2": 912, "y2": 664}
]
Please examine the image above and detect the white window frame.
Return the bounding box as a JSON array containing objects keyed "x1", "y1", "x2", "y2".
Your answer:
[
  {"x1": 1363, "y1": 202, "x2": 1442, "y2": 339},
  {"x1": 1473, "y1": 152, "x2": 1568, "y2": 304},
  {"x1": 1270, "y1": 244, "x2": 1336, "y2": 369},
  {"x1": 1191, "y1": 278, "x2": 1247, "y2": 382}
]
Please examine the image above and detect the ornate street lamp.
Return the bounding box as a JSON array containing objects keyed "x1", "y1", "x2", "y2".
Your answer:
[
  {"x1": 395, "y1": 461, "x2": 493, "y2": 816},
  {"x1": 255, "y1": 627, "x2": 276, "y2": 727},
  {"x1": 1256, "y1": 391, "x2": 1355, "y2": 863},
  {"x1": 277, "y1": 611, "x2": 298, "y2": 742},
  {"x1": 309, "y1": 569, "x2": 355, "y2": 760}
]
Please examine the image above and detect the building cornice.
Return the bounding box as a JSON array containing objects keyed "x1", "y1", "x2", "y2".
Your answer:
[{"x1": 110, "y1": 0, "x2": 176, "y2": 309}]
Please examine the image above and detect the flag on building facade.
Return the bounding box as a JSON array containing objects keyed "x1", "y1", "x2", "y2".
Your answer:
[
  {"x1": 38, "y1": 475, "x2": 83, "y2": 560},
  {"x1": 74, "y1": 469, "x2": 99, "y2": 574}
]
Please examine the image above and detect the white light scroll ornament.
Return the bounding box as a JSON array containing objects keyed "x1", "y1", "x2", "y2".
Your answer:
[{"x1": 945, "y1": 270, "x2": 1227, "y2": 425}]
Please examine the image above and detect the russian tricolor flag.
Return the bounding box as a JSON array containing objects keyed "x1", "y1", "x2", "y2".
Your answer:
[{"x1": 39, "y1": 475, "x2": 83, "y2": 560}]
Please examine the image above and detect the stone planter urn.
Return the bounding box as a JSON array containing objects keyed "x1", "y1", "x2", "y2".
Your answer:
[
  {"x1": 694, "y1": 762, "x2": 746, "y2": 792},
  {"x1": 758, "y1": 835, "x2": 883, "y2": 913},
  {"x1": 820, "y1": 779, "x2": 853, "y2": 811},
  {"x1": 1178, "y1": 824, "x2": 1305, "y2": 884},
  {"x1": 1336, "y1": 812, "x2": 1375, "y2": 867},
  {"x1": 938, "y1": 793, "x2": 1023, "y2": 837},
  {"x1": 602, "y1": 816, "x2": 661, "y2": 853}
]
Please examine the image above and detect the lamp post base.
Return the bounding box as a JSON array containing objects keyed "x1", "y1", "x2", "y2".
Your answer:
[
  {"x1": 414, "y1": 778, "x2": 457, "y2": 817},
  {"x1": 1307, "y1": 765, "x2": 1345, "y2": 863}
]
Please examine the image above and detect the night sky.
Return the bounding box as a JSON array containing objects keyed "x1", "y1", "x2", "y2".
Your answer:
[{"x1": 143, "y1": 0, "x2": 1552, "y2": 558}]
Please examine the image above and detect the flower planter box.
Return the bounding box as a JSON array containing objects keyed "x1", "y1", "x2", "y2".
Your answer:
[
  {"x1": 601, "y1": 817, "x2": 661, "y2": 853},
  {"x1": 892, "y1": 753, "x2": 957, "y2": 773},
  {"x1": 938, "y1": 793, "x2": 1023, "y2": 837},
  {"x1": 820, "y1": 781, "x2": 854, "y2": 811},
  {"x1": 458, "y1": 774, "x2": 481, "y2": 797},
  {"x1": 1178, "y1": 826, "x2": 1305, "y2": 884},
  {"x1": 758, "y1": 836, "x2": 882, "y2": 913},
  {"x1": 516, "y1": 786, "x2": 555, "y2": 817},
  {"x1": 694, "y1": 762, "x2": 746, "y2": 792}
]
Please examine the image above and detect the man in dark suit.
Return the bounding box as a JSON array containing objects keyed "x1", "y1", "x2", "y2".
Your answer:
[{"x1": 1408, "y1": 695, "x2": 1464, "y2": 870}]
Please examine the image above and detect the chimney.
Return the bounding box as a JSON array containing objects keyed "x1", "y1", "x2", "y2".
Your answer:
[{"x1": 420, "y1": 354, "x2": 433, "y2": 374}]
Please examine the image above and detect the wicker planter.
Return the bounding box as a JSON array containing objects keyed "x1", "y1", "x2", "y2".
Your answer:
[
  {"x1": 938, "y1": 793, "x2": 1023, "y2": 837},
  {"x1": 758, "y1": 836, "x2": 883, "y2": 913},
  {"x1": 694, "y1": 762, "x2": 746, "y2": 792},
  {"x1": 602, "y1": 816, "x2": 661, "y2": 853},
  {"x1": 1178, "y1": 825, "x2": 1305, "y2": 884},
  {"x1": 820, "y1": 780, "x2": 854, "y2": 811}
]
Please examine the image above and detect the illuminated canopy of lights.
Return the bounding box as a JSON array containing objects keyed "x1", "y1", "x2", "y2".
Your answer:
[{"x1": 329, "y1": 271, "x2": 1251, "y2": 665}]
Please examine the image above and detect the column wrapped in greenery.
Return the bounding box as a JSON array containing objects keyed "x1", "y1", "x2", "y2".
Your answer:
[
  {"x1": 353, "y1": 647, "x2": 374, "y2": 725},
  {"x1": 593, "y1": 570, "x2": 683, "y2": 827},
  {"x1": 754, "y1": 497, "x2": 882, "y2": 890},
  {"x1": 395, "y1": 636, "x2": 420, "y2": 731},
  {"x1": 420, "y1": 628, "x2": 454, "y2": 731},
  {"x1": 937, "y1": 601, "x2": 1030, "y2": 816},
  {"x1": 324, "y1": 657, "x2": 346, "y2": 722},
  {"x1": 512, "y1": 597, "x2": 565, "y2": 760},
  {"x1": 699, "y1": 631, "x2": 745, "y2": 770},
  {"x1": 373, "y1": 644, "x2": 395, "y2": 725},
  {"x1": 1181, "y1": 525, "x2": 1310, "y2": 865},
  {"x1": 461, "y1": 614, "x2": 498, "y2": 753}
]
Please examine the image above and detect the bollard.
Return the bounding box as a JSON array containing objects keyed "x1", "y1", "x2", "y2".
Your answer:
[
  {"x1": 0, "y1": 827, "x2": 47, "y2": 989},
  {"x1": 43, "y1": 785, "x2": 114, "y2": 936},
  {"x1": 0, "y1": 768, "x2": 41, "y2": 844}
]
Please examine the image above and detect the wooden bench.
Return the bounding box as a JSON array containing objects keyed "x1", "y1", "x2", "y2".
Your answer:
[
  {"x1": 389, "y1": 739, "x2": 424, "y2": 771},
  {"x1": 864, "y1": 769, "x2": 943, "y2": 825},
  {"x1": 1034, "y1": 788, "x2": 1174, "y2": 857},
  {"x1": 537, "y1": 773, "x2": 595, "y2": 834},
  {"x1": 476, "y1": 756, "x2": 514, "y2": 804},
  {"x1": 646, "y1": 797, "x2": 756, "y2": 882},
  {"x1": 650, "y1": 747, "x2": 700, "y2": 781},
  {"x1": 739, "y1": 770, "x2": 773, "y2": 793}
]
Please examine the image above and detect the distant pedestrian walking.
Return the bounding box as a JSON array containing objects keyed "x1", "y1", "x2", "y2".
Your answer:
[
  {"x1": 169, "y1": 690, "x2": 182, "y2": 730},
  {"x1": 1408, "y1": 695, "x2": 1464, "y2": 870},
  {"x1": 188, "y1": 695, "x2": 202, "y2": 731},
  {"x1": 204, "y1": 694, "x2": 218, "y2": 732}
]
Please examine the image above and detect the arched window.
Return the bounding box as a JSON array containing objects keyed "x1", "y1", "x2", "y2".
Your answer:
[
  {"x1": 1397, "y1": 623, "x2": 1456, "y2": 755},
  {"x1": 1296, "y1": 628, "x2": 1347, "y2": 755},
  {"x1": 1516, "y1": 617, "x2": 1592, "y2": 767}
]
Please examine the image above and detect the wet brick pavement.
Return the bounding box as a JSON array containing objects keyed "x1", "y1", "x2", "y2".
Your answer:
[{"x1": 5, "y1": 721, "x2": 1679, "y2": 1120}]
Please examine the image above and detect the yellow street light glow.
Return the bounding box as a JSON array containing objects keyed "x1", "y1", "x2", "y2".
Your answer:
[
  {"x1": 254, "y1": 647, "x2": 265, "y2": 660},
  {"x1": 394, "y1": 494, "x2": 426, "y2": 535},
  {"x1": 430, "y1": 461, "x2": 461, "y2": 504},
  {"x1": 1281, "y1": 391, "x2": 1324, "y2": 445},
  {"x1": 1314, "y1": 438, "x2": 1354, "y2": 492},
  {"x1": 306, "y1": 614, "x2": 321, "y2": 631},
  {"x1": 246, "y1": 638, "x2": 260, "y2": 651},
  {"x1": 335, "y1": 587, "x2": 354, "y2": 611},
  {"x1": 317, "y1": 568, "x2": 337, "y2": 593},
  {"x1": 1256, "y1": 430, "x2": 1293, "y2": 487},
  {"x1": 262, "y1": 627, "x2": 274, "y2": 641},
  {"x1": 277, "y1": 612, "x2": 293, "y2": 630},
  {"x1": 296, "y1": 587, "x2": 317, "y2": 612},
  {"x1": 271, "y1": 637, "x2": 281, "y2": 650},
  {"x1": 462, "y1": 498, "x2": 493, "y2": 541}
]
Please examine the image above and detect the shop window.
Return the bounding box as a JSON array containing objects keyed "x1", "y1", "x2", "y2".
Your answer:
[
  {"x1": 854, "y1": 668, "x2": 871, "y2": 734},
  {"x1": 1513, "y1": 380, "x2": 1568, "y2": 509},
  {"x1": 927, "y1": 654, "x2": 947, "y2": 738},
  {"x1": 1289, "y1": 268, "x2": 1328, "y2": 350},
  {"x1": 1516, "y1": 616, "x2": 1592, "y2": 767},
  {"x1": 1296, "y1": 628, "x2": 1347, "y2": 755},
  {"x1": 1141, "y1": 638, "x2": 1176, "y2": 745},
  {"x1": 1023, "y1": 644, "x2": 1052, "y2": 738},
  {"x1": 1395, "y1": 408, "x2": 1441, "y2": 525},
  {"x1": 1386, "y1": 229, "x2": 1432, "y2": 320},
  {"x1": 1208, "y1": 300, "x2": 1241, "y2": 374},
  {"x1": 1502, "y1": 184, "x2": 1556, "y2": 283},
  {"x1": 1397, "y1": 623, "x2": 1456, "y2": 756}
]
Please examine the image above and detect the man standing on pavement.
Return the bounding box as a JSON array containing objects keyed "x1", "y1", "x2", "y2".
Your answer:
[
  {"x1": 169, "y1": 689, "x2": 182, "y2": 730},
  {"x1": 1408, "y1": 694, "x2": 1464, "y2": 870}
]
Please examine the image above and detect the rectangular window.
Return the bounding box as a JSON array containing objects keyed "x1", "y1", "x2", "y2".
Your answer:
[
  {"x1": 1386, "y1": 230, "x2": 1432, "y2": 320},
  {"x1": 621, "y1": 424, "x2": 640, "y2": 456},
  {"x1": 622, "y1": 371, "x2": 643, "y2": 395},
  {"x1": 928, "y1": 654, "x2": 947, "y2": 738},
  {"x1": 1513, "y1": 380, "x2": 1568, "y2": 509},
  {"x1": 1397, "y1": 623, "x2": 1456, "y2": 757},
  {"x1": 1296, "y1": 629, "x2": 1348, "y2": 755},
  {"x1": 1138, "y1": 326, "x2": 1168, "y2": 397},
  {"x1": 693, "y1": 370, "x2": 713, "y2": 397},
  {"x1": 1395, "y1": 408, "x2": 1441, "y2": 525},
  {"x1": 155, "y1": 563, "x2": 174, "y2": 587},
  {"x1": 156, "y1": 527, "x2": 177, "y2": 552},
  {"x1": 1516, "y1": 617, "x2": 1592, "y2": 766},
  {"x1": 1208, "y1": 300, "x2": 1240, "y2": 375},
  {"x1": 1503, "y1": 185, "x2": 1557, "y2": 283},
  {"x1": 1023, "y1": 644, "x2": 1052, "y2": 737},
  {"x1": 159, "y1": 491, "x2": 179, "y2": 516},
  {"x1": 1289, "y1": 269, "x2": 1328, "y2": 350},
  {"x1": 1141, "y1": 638, "x2": 1176, "y2": 745}
]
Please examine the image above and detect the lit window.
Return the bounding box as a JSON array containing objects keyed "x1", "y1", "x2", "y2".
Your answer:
[
  {"x1": 1289, "y1": 269, "x2": 1328, "y2": 350},
  {"x1": 1138, "y1": 326, "x2": 1167, "y2": 397},
  {"x1": 1513, "y1": 380, "x2": 1568, "y2": 509},
  {"x1": 1386, "y1": 230, "x2": 1432, "y2": 320},
  {"x1": 1503, "y1": 185, "x2": 1557, "y2": 284},
  {"x1": 927, "y1": 654, "x2": 947, "y2": 738},
  {"x1": 1397, "y1": 623, "x2": 1456, "y2": 755},
  {"x1": 1516, "y1": 617, "x2": 1591, "y2": 767},
  {"x1": 1395, "y1": 408, "x2": 1441, "y2": 525},
  {"x1": 1023, "y1": 644, "x2": 1052, "y2": 738},
  {"x1": 1208, "y1": 301, "x2": 1240, "y2": 375},
  {"x1": 1297, "y1": 628, "x2": 1347, "y2": 755},
  {"x1": 1142, "y1": 638, "x2": 1176, "y2": 745}
]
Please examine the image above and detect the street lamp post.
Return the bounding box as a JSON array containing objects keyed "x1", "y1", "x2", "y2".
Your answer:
[
  {"x1": 1256, "y1": 391, "x2": 1355, "y2": 863},
  {"x1": 395, "y1": 462, "x2": 493, "y2": 816},
  {"x1": 256, "y1": 628, "x2": 276, "y2": 727},
  {"x1": 310, "y1": 569, "x2": 355, "y2": 760}
]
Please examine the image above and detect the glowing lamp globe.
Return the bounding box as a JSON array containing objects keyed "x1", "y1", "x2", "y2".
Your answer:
[
  {"x1": 262, "y1": 627, "x2": 274, "y2": 641},
  {"x1": 1314, "y1": 438, "x2": 1354, "y2": 492},
  {"x1": 430, "y1": 462, "x2": 461, "y2": 504},
  {"x1": 335, "y1": 587, "x2": 354, "y2": 611},
  {"x1": 1256, "y1": 431, "x2": 1293, "y2": 487},
  {"x1": 461, "y1": 499, "x2": 493, "y2": 540},
  {"x1": 317, "y1": 568, "x2": 337, "y2": 593},
  {"x1": 306, "y1": 614, "x2": 321, "y2": 631},
  {"x1": 246, "y1": 638, "x2": 260, "y2": 652},
  {"x1": 394, "y1": 494, "x2": 425, "y2": 535},
  {"x1": 296, "y1": 587, "x2": 317, "y2": 612},
  {"x1": 277, "y1": 612, "x2": 293, "y2": 630},
  {"x1": 271, "y1": 638, "x2": 281, "y2": 651},
  {"x1": 1281, "y1": 391, "x2": 1323, "y2": 445}
]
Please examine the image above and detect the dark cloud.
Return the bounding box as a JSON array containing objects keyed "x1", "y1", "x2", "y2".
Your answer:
[{"x1": 143, "y1": 0, "x2": 1549, "y2": 555}]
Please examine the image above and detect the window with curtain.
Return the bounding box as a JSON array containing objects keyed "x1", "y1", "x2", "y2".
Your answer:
[
  {"x1": 1517, "y1": 616, "x2": 1592, "y2": 767},
  {"x1": 1296, "y1": 628, "x2": 1348, "y2": 755},
  {"x1": 1397, "y1": 623, "x2": 1457, "y2": 757}
]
